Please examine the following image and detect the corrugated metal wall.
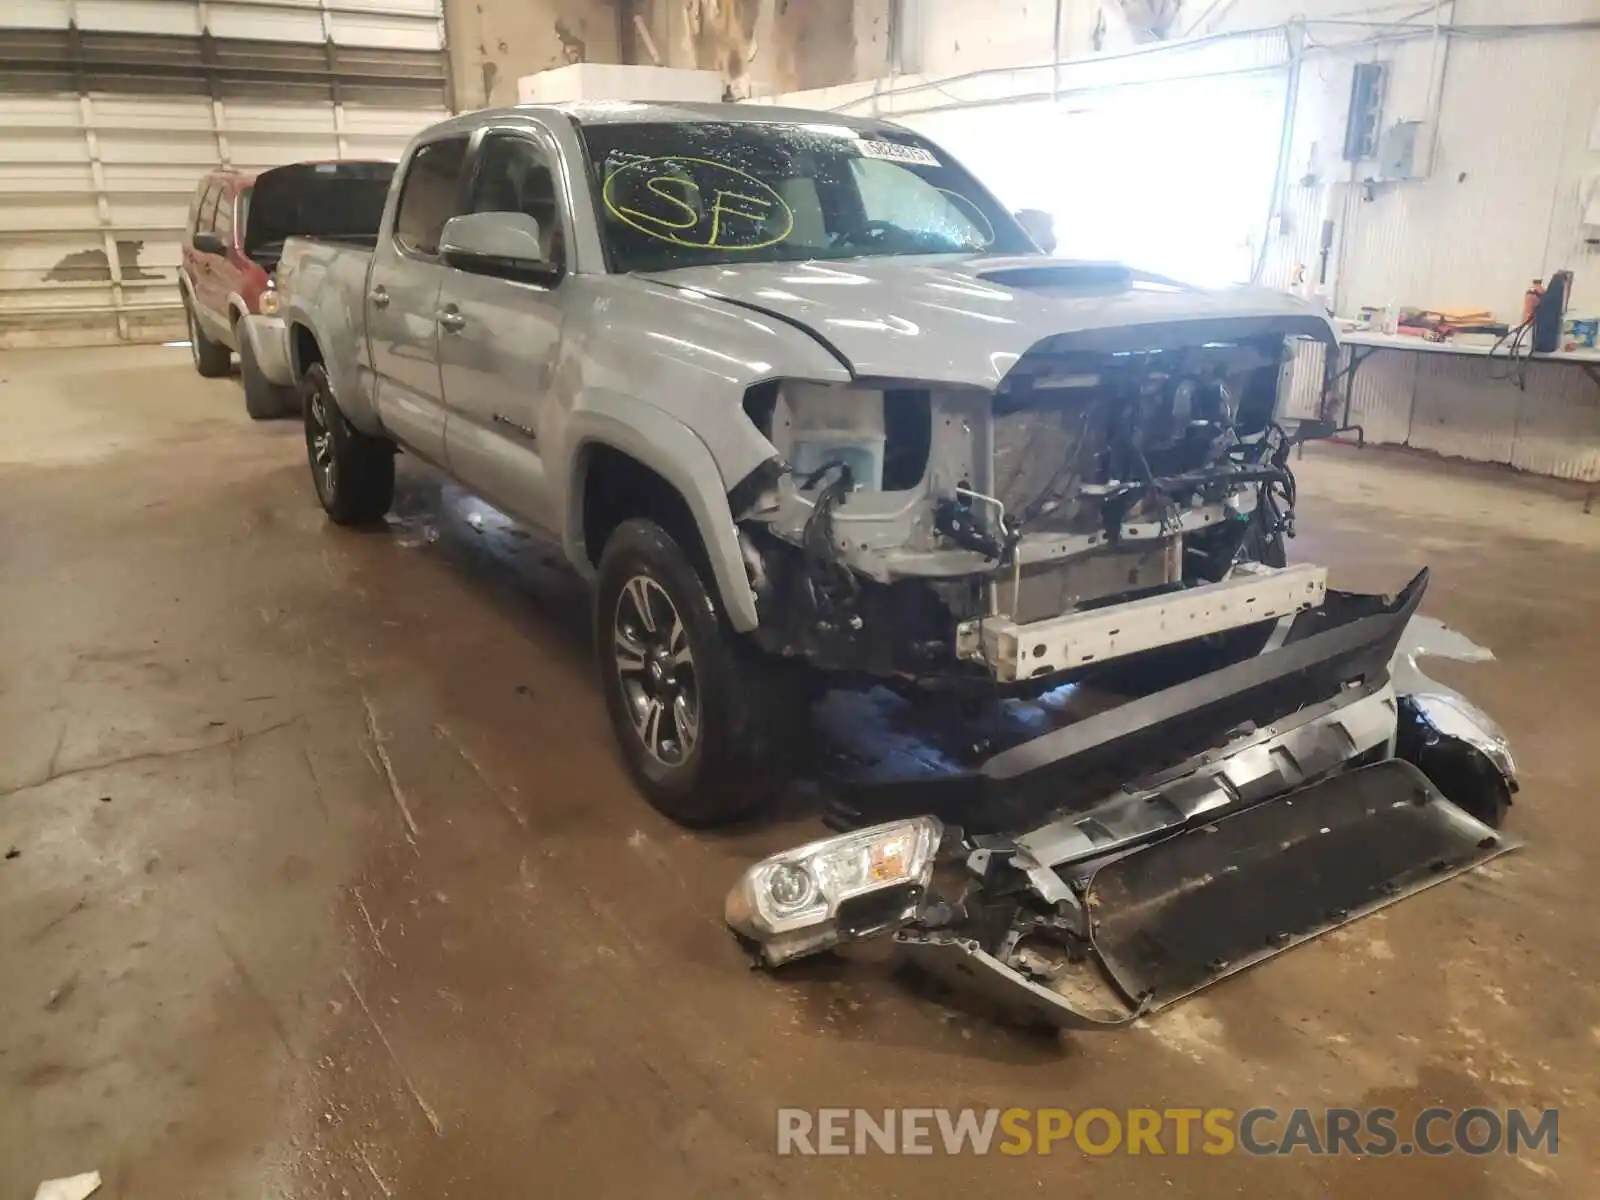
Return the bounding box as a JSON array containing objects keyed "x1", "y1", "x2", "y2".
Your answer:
[{"x1": 0, "y1": 0, "x2": 449, "y2": 348}]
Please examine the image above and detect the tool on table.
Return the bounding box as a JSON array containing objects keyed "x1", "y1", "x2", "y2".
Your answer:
[{"x1": 1523, "y1": 279, "x2": 1546, "y2": 325}]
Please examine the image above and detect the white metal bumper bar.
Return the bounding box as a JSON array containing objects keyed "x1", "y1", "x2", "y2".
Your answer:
[{"x1": 956, "y1": 562, "x2": 1329, "y2": 682}]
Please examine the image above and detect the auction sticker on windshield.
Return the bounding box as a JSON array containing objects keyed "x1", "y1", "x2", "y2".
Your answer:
[
  {"x1": 857, "y1": 139, "x2": 941, "y2": 167},
  {"x1": 602, "y1": 156, "x2": 795, "y2": 251}
]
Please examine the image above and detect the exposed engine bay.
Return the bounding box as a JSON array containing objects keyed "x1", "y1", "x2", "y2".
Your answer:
[{"x1": 733, "y1": 320, "x2": 1312, "y2": 686}]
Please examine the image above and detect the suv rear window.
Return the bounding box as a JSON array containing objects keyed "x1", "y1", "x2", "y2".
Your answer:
[{"x1": 241, "y1": 161, "x2": 395, "y2": 259}]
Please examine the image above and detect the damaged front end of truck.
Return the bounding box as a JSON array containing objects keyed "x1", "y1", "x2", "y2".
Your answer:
[
  {"x1": 715, "y1": 265, "x2": 1520, "y2": 1025},
  {"x1": 725, "y1": 579, "x2": 1520, "y2": 1026}
]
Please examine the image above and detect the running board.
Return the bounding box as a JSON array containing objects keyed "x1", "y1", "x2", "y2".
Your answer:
[{"x1": 957, "y1": 563, "x2": 1328, "y2": 682}]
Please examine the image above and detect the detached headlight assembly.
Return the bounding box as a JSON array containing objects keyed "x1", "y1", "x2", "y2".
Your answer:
[
  {"x1": 1410, "y1": 692, "x2": 1518, "y2": 784},
  {"x1": 725, "y1": 816, "x2": 943, "y2": 966}
]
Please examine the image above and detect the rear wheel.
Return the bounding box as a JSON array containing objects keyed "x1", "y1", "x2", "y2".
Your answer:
[
  {"x1": 187, "y1": 300, "x2": 231, "y2": 378},
  {"x1": 303, "y1": 363, "x2": 394, "y2": 525},
  {"x1": 596, "y1": 518, "x2": 804, "y2": 825},
  {"x1": 239, "y1": 320, "x2": 296, "y2": 420}
]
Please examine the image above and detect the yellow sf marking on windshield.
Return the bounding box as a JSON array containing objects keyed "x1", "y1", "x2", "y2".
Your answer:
[
  {"x1": 626, "y1": 175, "x2": 700, "y2": 231},
  {"x1": 709, "y1": 190, "x2": 776, "y2": 246},
  {"x1": 602, "y1": 156, "x2": 795, "y2": 250}
]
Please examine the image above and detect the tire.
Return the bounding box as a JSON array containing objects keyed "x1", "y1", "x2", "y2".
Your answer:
[
  {"x1": 303, "y1": 363, "x2": 394, "y2": 525},
  {"x1": 186, "y1": 299, "x2": 232, "y2": 378},
  {"x1": 595, "y1": 519, "x2": 802, "y2": 825},
  {"x1": 239, "y1": 320, "x2": 296, "y2": 420}
]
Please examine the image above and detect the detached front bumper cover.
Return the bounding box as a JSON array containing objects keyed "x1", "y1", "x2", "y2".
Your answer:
[
  {"x1": 727, "y1": 570, "x2": 1523, "y2": 1028},
  {"x1": 897, "y1": 758, "x2": 1517, "y2": 1030}
]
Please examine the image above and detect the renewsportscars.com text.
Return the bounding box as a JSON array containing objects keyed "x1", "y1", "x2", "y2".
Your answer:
[{"x1": 775, "y1": 1107, "x2": 1559, "y2": 1157}]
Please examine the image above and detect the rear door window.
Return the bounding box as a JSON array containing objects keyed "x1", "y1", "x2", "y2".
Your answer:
[
  {"x1": 194, "y1": 183, "x2": 221, "y2": 236},
  {"x1": 213, "y1": 186, "x2": 235, "y2": 247},
  {"x1": 393, "y1": 136, "x2": 470, "y2": 257}
]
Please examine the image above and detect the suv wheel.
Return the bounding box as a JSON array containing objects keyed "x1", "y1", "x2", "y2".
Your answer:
[
  {"x1": 596, "y1": 519, "x2": 804, "y2": 825},
  {"x1": 303, "y1": 364, "x2": 394, "y2": 524},
  {"x1": 238, "y1": 318, "x2": 296, "y2": 420},
  {"x1": 187, "y1": 300, "x2": 231, "y2": 378}
]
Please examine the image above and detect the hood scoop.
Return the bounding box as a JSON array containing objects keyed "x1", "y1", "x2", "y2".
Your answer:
[{"x1": 975, "y1": 261, "x2": 1137, "y2": 294}]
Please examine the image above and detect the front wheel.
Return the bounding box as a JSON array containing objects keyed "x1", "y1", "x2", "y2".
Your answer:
[
  {"x1": 303, "y1": 363, "x2": 394, "y2": 525},
  {"x1": 595, "y1": 519, "x2": 803, "y2": 825}
]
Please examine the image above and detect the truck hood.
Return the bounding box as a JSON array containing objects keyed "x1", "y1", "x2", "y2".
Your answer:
[{"x1": 640, "y1": 256, "x2": 1334, "y2": 389}]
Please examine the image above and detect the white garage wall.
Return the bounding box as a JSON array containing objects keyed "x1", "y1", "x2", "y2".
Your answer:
[
  {"x1": 750, "y1": 28, "x2": 1292, "y2": 285},
  {"x1": 751, "y1": 0, "x2": 1600, "y2": 482},
  {"x1": 903, "y1": 71, "x2": 1287, "y2": 287},
  {"x1": 1262, "y1": 3, "x2": 1600, "y2": 479},
  {"x1": 0, "y1": 0, "x2": 448, "y2": 348}
]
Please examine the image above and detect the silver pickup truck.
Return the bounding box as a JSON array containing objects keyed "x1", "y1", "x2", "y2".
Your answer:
[{"x1": 278, "y1": 102, "x2": 1520, "y2": 1025}]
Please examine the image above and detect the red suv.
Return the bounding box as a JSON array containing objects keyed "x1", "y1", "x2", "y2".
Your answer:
[{"x1": 182, "y1": 161, "x2": 395, "y2": 418}]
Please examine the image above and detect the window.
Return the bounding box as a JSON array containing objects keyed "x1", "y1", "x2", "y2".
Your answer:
[
  {"x1": 213, "y1": 187, "x2": 235, "y2": 245},
  {"x1": 393, "y1": 136, "x2": 469, "y2": 257},
  {"x1": 194, "y1": 183, "x2": 221, "y2": 235},
  {"x1": 465, "y1": 133, "x2": 565, "y2": 269},
  {"x1": 849, "y1": 157, "x2": 993, "y2": 250},
  {"x1": 579, "y1": 121, "x2": 1031, "y2": 273}
]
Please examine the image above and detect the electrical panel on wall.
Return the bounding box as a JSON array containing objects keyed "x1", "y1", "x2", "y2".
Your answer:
[{"x1": 1378, "y1": 119, "x2": 1433, "y2": 181}]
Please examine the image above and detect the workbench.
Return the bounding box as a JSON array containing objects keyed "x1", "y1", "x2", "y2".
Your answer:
[{"x1": 1324, "y1": 328, "x2": 1600, "y2": 510}]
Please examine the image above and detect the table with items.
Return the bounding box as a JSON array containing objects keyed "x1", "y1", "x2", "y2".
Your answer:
[{"x1": 1316, "y1": 327, "x2": 1600, "y2": 510}]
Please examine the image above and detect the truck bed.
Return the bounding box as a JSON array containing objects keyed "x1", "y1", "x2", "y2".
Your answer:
[{"x1": 276, "y1": 235, "x2": 375, "y2": 423}]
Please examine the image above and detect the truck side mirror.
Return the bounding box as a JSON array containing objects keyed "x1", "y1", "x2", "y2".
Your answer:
[{"x1": 439, "y1": 213, "x2": 552, "y2": 278}]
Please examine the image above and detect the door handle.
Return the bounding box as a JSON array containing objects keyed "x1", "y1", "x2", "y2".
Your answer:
[
  {"x1": 438, "y1": 308, "x2": 466, "y2": 332},
  {"x1": 370, "y1": 286, "x2": 390, "y2": 309}
]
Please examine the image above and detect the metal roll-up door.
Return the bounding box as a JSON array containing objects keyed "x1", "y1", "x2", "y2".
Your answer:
[{"x1": 0, "y1": 0, "x2": 451, "y2": 348}]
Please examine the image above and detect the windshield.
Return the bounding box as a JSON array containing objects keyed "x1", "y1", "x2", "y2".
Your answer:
[{"x1": 578, "y1": 120, "x2": 1035, "y2": 273}]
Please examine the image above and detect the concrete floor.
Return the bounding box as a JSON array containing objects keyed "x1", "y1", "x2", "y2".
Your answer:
[{"x1": 2, "y1": 344, "x2": 1597, "y2": 1198}]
